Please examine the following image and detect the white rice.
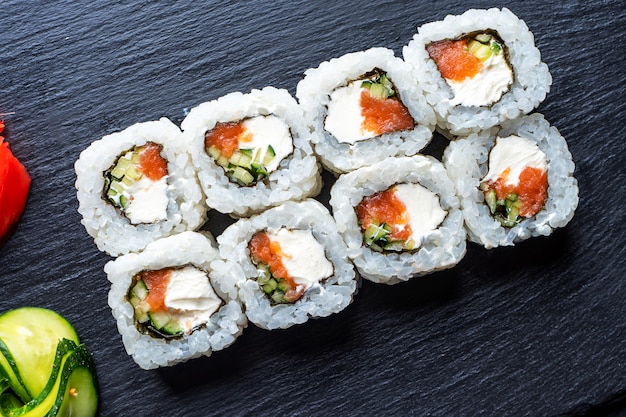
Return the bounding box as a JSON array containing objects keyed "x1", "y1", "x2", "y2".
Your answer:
[
  {"x1": 215, "y1": 199, "x2": 358, "y2": 330},
  {"x1": 180, "y1": 87, "x2": 322, "y2": 218},
  {"x1": 442, "y1": 113, "x2": 579, "y2": 248},
  {"x1": 403, "y1": 8, "x2": 552, "y2": 136},
  {"x1": 330, "y1": 155, "x2": 467, "y2": 284},
  {"x1": 296, "y1": 47, "x2": 436, "y2": 174},
  {"x1": 75, "y1": 118, "x2": 207, "y2": 257},
  {"x1": 105, "y1": 231, "x2": 247, "y2": 370}
]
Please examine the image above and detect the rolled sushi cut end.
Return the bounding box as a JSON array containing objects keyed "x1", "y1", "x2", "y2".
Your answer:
[
  {"x1": 325, "y1": 68, "x2": 415, "y2": 144},
  {"x1": 128, "y1": 265, "x2": 223, "y2": 338},
  {"x1": 75, "y1": 117, "x2": 207, "y2": 256},
  {"x1": 248, "y1": 228, "x2": 334, "y2": 304},
  {"x1": 205, "y1": 115, "x2": 293, "y2": 186},
  {"x1": 103, "y1": 141, "x2": 169, "y2": 224},
  {"x1": 106, "y1": 231, "x2": 247, "y2": 369},
  {"x1": 330, "y1": 155, "x2": 466, "y2": 284},
  {"x1": 296, "y1": 47, "x2": 435, "y2": 174},
  {"x1": 443, "y1": 113, "x2": 578, "y2": 249},
  {"x1": 215, "y1": 199, "x2": 357, "y2": 330},
  {"x1": 426, "y1": 31, "x2": 513, "y2": 107},
  {"x1": 402, "y1": 8, "x2": 551, "y2": 135},
  {"x1": 480, "y1": 135, "x2": 548, "y2": 227},
  {"x1": 356, "y1": 183, "x2": 447, "y2": 252},
  {"x1": 181, "y1": 87, "x2": 322, "y2": 218}
]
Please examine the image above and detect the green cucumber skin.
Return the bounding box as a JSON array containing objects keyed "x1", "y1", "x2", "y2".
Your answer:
[
  {"x1": 6, "y1": 341, "x2": 97, "y2": 417},
  {"x1": 0, "y1": 308, "x2": 79, "y2": 399},
  {"x1": 0, "y1": 341, "x2": 31, "y2": 404}
]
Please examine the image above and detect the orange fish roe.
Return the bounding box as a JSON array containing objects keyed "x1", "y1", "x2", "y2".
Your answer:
[
  {"x1": 356, "y1": 187, "x2": 412, "y2": 242},
  {"x1": 360, "y1": 90, "x2": 415, "y2": 135},
  {"x1": 426, "y1": 39, "x2": 483, "y2": 82},
  {"x1": 249, "y1": 232, "x2": 298, "y2": 283},
  {"x1": 138, "y1": 142, "x2": 168, "y2": 180},
  {"x1": 140, "y1": 269, "x2": 172, "y2": 312},
  {"x1": 205, "y1": 121, "x2": 246, "y2": 158},
  {"x1": 488, "y1": 166, "x2": 548, "y2": 218}
]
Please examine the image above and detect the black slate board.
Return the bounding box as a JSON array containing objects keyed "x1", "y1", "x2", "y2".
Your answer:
[{"x1": 1, "y1": 1, "x2": 625, "y2": 416}]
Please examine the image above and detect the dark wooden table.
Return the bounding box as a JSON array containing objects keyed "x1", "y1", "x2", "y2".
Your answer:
[{"x1": 1, "y1": 1, "x2": 624, "y2": 416}]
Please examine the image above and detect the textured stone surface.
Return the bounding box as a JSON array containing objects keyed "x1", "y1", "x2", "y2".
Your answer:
[{"x1": 1, "y1": 1, "x2": 625, "y2": 416}]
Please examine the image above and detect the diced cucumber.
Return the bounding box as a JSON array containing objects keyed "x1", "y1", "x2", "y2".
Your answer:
[
  {"x1": 484, "y1": 189, "x2": 497, "y2": 214},
  {"x1": 468, "y1": 40, "x2": 492, "y2": 61},
  {"x1": 256, "y1": 265, "x2": 271, "y2": 285},
  {"x1": 130, "y1": 280, "x2": 148, "y2": 300},
  {"x1": 118, "y1": 195, "x2": 128, "y2": 209},
  {"x1": 125, "y1": 165, "x2": 142, "y2": 181},
  {"x1": 109, "y1": 157, "x2": 131, "y2": 180},
  {"x1": 135, "y1": 310, "x2": 149, "y2": 324},
  {"x1": 369, "y1": 83, "x2": 385, "y2": 98},
  {"x1": 475, "y1": 33, "x2": 492, "y2": 44},
  {"x1": 361, "y1": 80, "x2": 373, "y2": 88},
  {"x1": 491, "y1": 41, "x2": 502, "y2": 54},
  {"x1": 239, "y1": 149, "x2": 253, "y2": 157},
  {"x1": 108, "y1": 180, "x2": 125, "y2": 195},
  {"x1": 266, "y1": 145, "x2": 276, "y2": 158},
  {"x1": 263, "y1": 278, "x2": 278, "y2": 294},
  {"x1": 217, "y1": 155, "x2": 229, "y2": 167},
  {"x1": 148, "y1": 311, "x2": 171, "y2": 330},
  {"x1": 232, "y1": 166, "x2": 254, "y2": 185},
  {"x1": 207, "y1": 146, "x2": 222, "y2": 160},
  {"x1": 161, "y1": 320, "x2": 183, "y2": 336},
  {"x1": 271, "y1": 291, "x2": 285, "y2": 304},
  {"x1": 276, "y1": 280, "x2": 290, "y2": 293},
  {"x1": 250, "y1": 163, "x2": 267, "y2": 178}
]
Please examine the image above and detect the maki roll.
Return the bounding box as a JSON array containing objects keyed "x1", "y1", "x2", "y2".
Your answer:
[
  {"x1": 403, "y1": 8, "x2": 551, "y2": 136},
  {"x1": 181, "y1": 87, "x2": 321, "y2": 218},
  {"x1": 443, "y1": 113, "x2": 579, "y2": 248},
  {"x1": 105, "y1": 231, "x2": 247, "y2": 369},
  {"x1": 75, "y1": 118, "x2": 206, "y2": 256},
  {"x1": 296, "y1": 47, "x2": 436, "y2": 174},
  {"x1": 330, "y1": 155, "x2": 466, "y2": 284},
  {"x1": 214, "y1": 199, "x2": 357, "y2": 330}
]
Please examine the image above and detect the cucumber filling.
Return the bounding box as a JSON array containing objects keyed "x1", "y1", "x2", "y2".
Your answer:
[
  {"x1": 208, "y1": 144, "x2": 276, "y2": 186},
  {"x1": 253, "y1": 262, "x2": 301, "y2": 304},
  {"x1": 128, "y1": 279, "x2": 184, "y2": 338},
  {"x1": 480, "y1": 184, "x2": 523, "y2": 227}
]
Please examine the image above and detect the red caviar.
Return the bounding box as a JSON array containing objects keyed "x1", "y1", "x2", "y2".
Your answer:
[
  {"x1": 360, "y1": 91, "x2": 415, "y2": 135},
  {"x1": 426, "y1": 39, "x2": 483, "y2": 82},
  {"x1": 138, "y1": 142, "x2": 167, "y2": 180},
  {"x1": 356, "y1": 187, "x2": 412, "y2": 242},
  {"x1": 140, "y1": 269, "x2": 172, "y2": 312},
  {"x1": 205, "y1": 121, "x2": 246, "y2": 158}
]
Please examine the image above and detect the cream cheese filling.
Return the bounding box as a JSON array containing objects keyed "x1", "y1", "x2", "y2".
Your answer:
[
  {"x1": 266, "y1": 228, "x2": 333, "y2": 290},
  {"x1": 164, "y1": 266, "x2": 222, "y2": 333},
  {"x1": 447, "y1": 52, "x2": 513, "y2": 107},
  {"x1": 482, "y1": 135, "x2": 548, "y2": 186}
]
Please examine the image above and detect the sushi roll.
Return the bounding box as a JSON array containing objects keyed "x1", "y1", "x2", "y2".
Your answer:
[
  {"x1": 296, "y1": 47, "x2": 436, "y2": 174},
  {"x1": 180, "y1": 87, "x2": 322, "y2": 218},
  {"x1": 443, "y1": 113, "x2": 579, "y2": 248},
  {"x1": 214, "y1": 199, "x2": 357, "y2": 330},
  {"x1": 403, "y1": 8, "x2": 551, "y2": 136},
  {"x1": 75, "y1": 117, "x2": 206, "y2": 256},
  {"x1": 330, "y1": 155, "x2": 466, "y2": 284},
  {"x1": 105, "y1": 231, "x2": 247, "y2": 370}
]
